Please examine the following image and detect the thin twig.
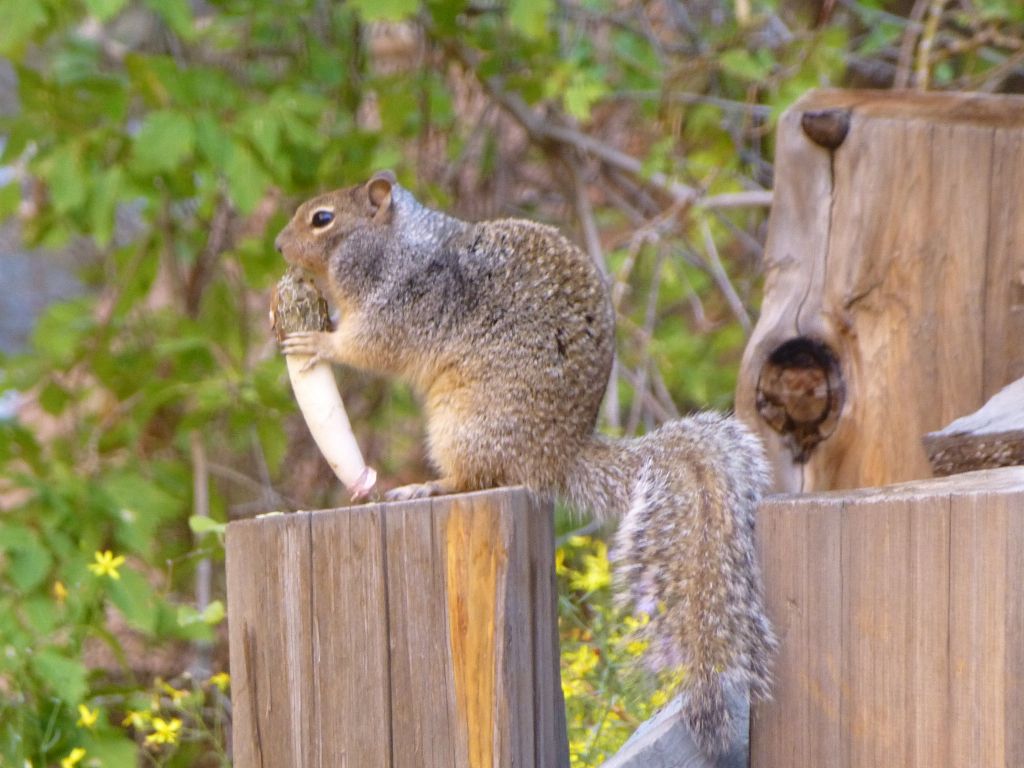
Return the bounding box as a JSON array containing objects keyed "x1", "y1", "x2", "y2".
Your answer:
[
  {"x1": 434, "y1": 30, "x2": 772, "y2": 212},
  {"x1": 978, "y1": 48, "x2": 1024, "y2": 92},
  {"x1": 625, "y1": 246, "x2": 666, "y2": 435},
  {"x1": 698, "y1": 219, "x2": 752, "y2": 335},
  {"x1": 207, "y1": 461, "x2": 296, "y2": 509},
  {"x1": 568, "y1": 158, "x2": 621, "y2": 431},
  {"x1": 569, "y1": 159, "x2": 608, "y2": 277},
  {"x1": 915, "y1": 0, "x2": 949, "y2": 89},
  {"x1": 894, "y1": 0, "x2": 930, "y2": 88},
  {"x1": 649, "y1": 364, "x2": 681, "y2": 421},
  {"x1": 189, "y1": 430, "x2": 213, "y2": 680},
  {"x1": 616, "y1": 358, "x2": 677, "y2": 424}
]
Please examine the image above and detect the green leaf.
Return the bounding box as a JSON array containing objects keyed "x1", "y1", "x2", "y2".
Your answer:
[
  {"x1": 349, "y1": 0, "x2": 418, "y2": 22},
  {"x1": 103, "y1": 473, "x2": 179, "y2": 517},
  {"x1": 45, "y1": 143, "x2": 88, "y2": 214},
  {"x1": 0, "y1": 181, "x2": 20, "y2": 218},
  {"x1": 177, "y1": 599, "x2": 224, "y2": 627},
  {"x1": 81, "y1": 734, "x2": 137, "y2": 768},
  {"x1": 102, "y1": 471, "x2": 182, "y2": 554},
  {"x1": 84, "y1": 0, "x2": 128, "y2": 21},
  {"x1": 21, "y1": 596, "x2": 59, "y2": 634},
  {"x1": 8, "y1": 544, "x2": 52, "y2": 592},
  {"x1": 30, "y1": 649, "x2": 88, "y2": 704},
  {"x1": 563, "y1": 72, "x2": 608, "y2": 122},
  {"x1": 142, "y1": 0, "x2": 195, "y2": 38},
  {"x1": 509, "y1": 0, "x2": 553, "y2": 39},
  {"x1": 0, "y1": 0, "x2": 47, "y2": 58},
  {"x1": 195, "y1": 113, "x2": 232, "y2": 165},
  {"x1": 38, "y1": 380, "x2": 70, "y2": 415},
  {"x1": 719, "y1": 48, "x2": 773, "y2": 82},
  {"x1": 89, "y1": 167, "x2": 124, "y2": 248},
  {"x1": 108, "y1": 568, "x2": 159, "y2": 635},
  {"x1": 188, "y1": 515, "x2": 226, "y2": 537},
  {"x1": 224, "y1": 142, "x2": 270, "y2": 214},
  {"x1": 31, "y1": 298, "x2": 94, "y2": 364},
  {"x1": 132, "y1": 110, "x2": 195, "y2": 175}
]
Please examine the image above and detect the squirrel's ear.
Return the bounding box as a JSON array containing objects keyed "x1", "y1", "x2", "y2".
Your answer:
[{"x1": 367, "y1": 171, "x2": 396, "y2": 216}]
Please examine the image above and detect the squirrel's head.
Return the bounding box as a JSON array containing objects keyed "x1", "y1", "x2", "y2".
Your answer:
[{"x1": 274, "y1": 170, "x2": 398, "y2": 280}]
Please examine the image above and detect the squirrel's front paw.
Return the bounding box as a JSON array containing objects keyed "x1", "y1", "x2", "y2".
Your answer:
[{"x1": 281, "y1": 331, "x2": 331, "y2": 370}]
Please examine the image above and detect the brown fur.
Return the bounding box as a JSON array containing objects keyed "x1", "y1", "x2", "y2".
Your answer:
[{"x1": 276, "y1": 172, "x2": 776, "y2": 755}]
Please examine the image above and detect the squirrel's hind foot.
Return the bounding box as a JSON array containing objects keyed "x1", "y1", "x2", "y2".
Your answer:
[{"x1": 385, "y1": 478, "x2": 456, "y2": 502}]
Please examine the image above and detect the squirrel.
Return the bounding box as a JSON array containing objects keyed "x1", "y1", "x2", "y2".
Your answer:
[{"x1": 275, "y1": 170, "x2": 777, "y2": 756}]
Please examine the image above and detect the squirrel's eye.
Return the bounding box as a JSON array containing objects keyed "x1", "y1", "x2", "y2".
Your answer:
[{"x1": 311, "y1": 210, "x2": 334, "y2": 228}]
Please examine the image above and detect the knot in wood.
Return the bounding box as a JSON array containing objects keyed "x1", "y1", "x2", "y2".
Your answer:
[
  {"x1": 756, "y1": 337, "x2": 845, "y2": 463},
  {"x1": 801, "y1": 109, "x2": 851, "y2": 150}
]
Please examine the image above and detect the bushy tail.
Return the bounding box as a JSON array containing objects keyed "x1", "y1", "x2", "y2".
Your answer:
[{"x1": 563, "y1": 412, "x2": 778, "y2": 756}]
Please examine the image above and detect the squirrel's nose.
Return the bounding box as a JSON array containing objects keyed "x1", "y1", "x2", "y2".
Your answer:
[{"x1": 274, "y1": 233, "x2": 284, "y2": 254}]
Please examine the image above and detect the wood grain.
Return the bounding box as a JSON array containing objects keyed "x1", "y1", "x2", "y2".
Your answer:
[
  {"x1": 226, "y1": 487, "x2": 568, "y2": 767},
  {"x1": 226, "y1": 513, "x2": 316, "y2": 768},
  {"x1": 751, "y1": 467, "x2": 1024, "y2": 768},
  {"x1": 737, "y1": 89, "x2": 1024, "y2": 493},
  {"x1": 736, "y1": 102, "x2": 834, "y2": 493},
  {"x1": 751, "y1": 495, "x2": 842, "y2": 766},
  {"x1": 309, "y1": 504, "x2": 390, "y2": 767}
]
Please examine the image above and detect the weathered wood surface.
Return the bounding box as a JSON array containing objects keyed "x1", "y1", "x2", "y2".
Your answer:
[
  {"x1": 599, "y1": 692, "x2": 748, "y2": 768},
  {"x1": 751, "y1": 466, "x2": 1024, "y2": 768},
  {"x1": 924, "y1": 375, "x2": 1024, "y2": 475},
  {"x1": 226, "y1": 487, "x2": 570, "y2": 768},
  {"x1": 737, "y1": 89, "x2": 1024, "y2": 493}
]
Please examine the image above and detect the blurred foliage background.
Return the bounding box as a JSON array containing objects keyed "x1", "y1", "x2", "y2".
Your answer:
[{"x1": 0, "y1": 0, "x2": 1022, "y2": 764}]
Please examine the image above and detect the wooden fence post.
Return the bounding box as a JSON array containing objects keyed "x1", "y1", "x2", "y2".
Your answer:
[
  {"x1": 225, "y1": 487, "x2": 570, "y2": 768},
  {"x1": 736, "y1": 89, "x2": 1024, "y2": 493},
  {"x1": 752, "y1": 466, "x2": 1024, "y2": 768}
]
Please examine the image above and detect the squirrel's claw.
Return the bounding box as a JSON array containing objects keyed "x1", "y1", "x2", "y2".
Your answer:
[
  {"x1": 281, "y1": 331, "x2": 329, "y2": 368},
  {"x1": 385, "y1": 480, "x2": 451, "y2": 502}
]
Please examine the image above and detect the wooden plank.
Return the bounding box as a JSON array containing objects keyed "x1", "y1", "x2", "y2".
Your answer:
[
  {"x1": 839, "y1": 494, "x2": 949, "y2": 767},
  {"x1": 226, "y1": 513, "x2": 316, "y2": 768},
  {"x1": 984, "y1": 129, "x2": 1024, "y2": 392},
  {"x1": 385, "y1": 497, "x2": 461, "y2": 767},
  {"x1": 1004, "y1": 491, "x2": 1024, "y2": 768},
  {"x1": 946, "y1": 488, "x2": 1024, "y2": 765},
  {"x1": 751, "y1": 468, "x2": 1024, "y2": 768},
  {"x1": 439, "y1": 492, "x2": 524, "y2": 768},
  {"x1": 750, "y1": 495, "x2": 842, "y2": 767},
  {"x1": 228, "y1": 488, "x2": 565, "y2": 767},
  {"x1": 601, "y1": 693, "x2": 747, "y2": 768},
  {"x1": 309, "y1": 504, "x2": 391, "y2": 767},
  {"x1": 525, "y1": 491, "x2": 571, "y2": 768}
]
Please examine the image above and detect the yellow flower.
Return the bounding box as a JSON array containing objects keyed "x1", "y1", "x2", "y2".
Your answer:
[
  {"x1": 145, "y1": 717, "x2": 182, "y2": 745},
  {"x1": 565, "y1": 644, "x2": 600, "y2": 677},
  {"x1": 53, "y1": 581, "x2": 68, "y2": 604},
  {"x1": 568, "y1": 541, "x2": 611, "y2": 593},
  {"x1": 87, "y1": 550, "x2": 125, "y2": 580},
  {"x1": 76, "y1": 704, "x2": 99, "y2": 729},
  {"x1": 208, "y1": 672, "x2": 230, "y2": 692},
  {"x1": 650, "y1": 689, "x2": 670, "y2": 708},
  {"x1": 625, "y1": 638, "x2": 649, "y2": 656},
  {"x1": 555, "y1": 548, "x2": 568, "y2": 576},
  {"x1": 60, "y1": 748, "x2": 86, "y2": 768},
  {"x1": 160, "y1": 680, "x2": 189, "y2": 704},
  {"x1": 122, "y1": 709, "x2": 151, "y2": 729}
]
